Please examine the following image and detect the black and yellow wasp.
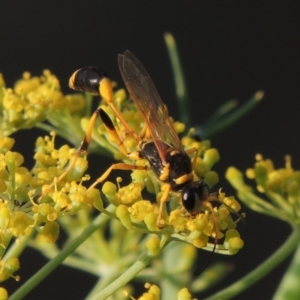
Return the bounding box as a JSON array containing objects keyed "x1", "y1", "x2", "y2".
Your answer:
[{"x1": 68, "y1": 50, "x2": 216, "y2": 227}]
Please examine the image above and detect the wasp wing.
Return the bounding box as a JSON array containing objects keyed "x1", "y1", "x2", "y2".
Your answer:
[{"x1": 118, "y1": 50, "x2": 185, "y2": 164}]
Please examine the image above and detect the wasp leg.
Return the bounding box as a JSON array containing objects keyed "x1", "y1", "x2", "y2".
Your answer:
[
  {"x1": 33, "y1": 147, "x2": 86, "y2": 202},
  {"x1": 87, "y1": 163, "x2": 145, "y2": 192},
  {"x1": 35, "y1": 104, "x2": 137, "y2": 201},
  {"x1": 156, "y1": 183, "x2": 171, "y2": 228},
  {"x1": 99, "y1": 108, "x2": 129, "y2": 156},
  {"x1": 185, "y1": 147, "x2": 199, "y2": 167},
  {"x1": 35, "y1": 107, "x2": 105, "y2": 201},
  {"x1": 205, "y1": 192, "x2": 245, "y2": 223},
  {"x1": 138, "y1": 122, "x2": 151, "y2": 140},
  {"x1": 98, "y1": 76, "x2": 140, "y2": 142}
]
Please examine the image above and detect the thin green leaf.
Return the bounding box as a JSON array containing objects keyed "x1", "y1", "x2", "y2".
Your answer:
[
  {"x1": 196, "y1": 90, "x2": 264, "y2": 139},
  {"x1": 164, "y1": 32, "x2": 191, "y2": 129}
]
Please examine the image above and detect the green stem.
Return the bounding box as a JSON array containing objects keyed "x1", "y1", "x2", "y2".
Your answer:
[
  {"x1": 273, "y1": 236, "x2": 300, "y2": 300},
  {"x1": 0, "y1": 232, "x2": 13, "y2": 258},
  {"x1": 35, "y1": 122, "x2": 55, "y2": 134},
  {"x1": 164, "y1": 32, "x2": 191, "y2": 129},
  {"x1": 7, "y1": 161, "x2": 16, "y2": 202},
  {"x1": 9, "y1": 205, "x2": 116, "y2": 300},
  {"x1": 201, "y1": 99, "x2": 238, "y2": 129},
  {"x1": 88, "y1": 241, "x2": 170, "y2": 300},
  {"x1": 205, "y1": 226, "x2": 300, "y2": 300},
  {"x1": 198, "y1": 90, "x2": 263, "y2": 139},
  {"x1": 87, "y1": 251, "x2": 154, "y2": 300},
  {"x1": 3, "y1": 231, "x2": 34, "y2": 260}
]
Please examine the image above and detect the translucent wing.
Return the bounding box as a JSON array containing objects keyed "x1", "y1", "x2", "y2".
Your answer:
[{"x1": 118, "y1": 50, "x2": 184, "y2": 164}]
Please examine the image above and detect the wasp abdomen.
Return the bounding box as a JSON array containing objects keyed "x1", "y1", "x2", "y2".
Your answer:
[{"x1": 69, "y1": 66, "x2": 109, "y2": 94}]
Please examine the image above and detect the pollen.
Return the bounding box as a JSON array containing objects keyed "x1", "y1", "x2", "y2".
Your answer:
[
  {"x1": 9, "y1": 211, "x2": 34, "y2": 238},
  {"x1": 116, "y1": 182, "x2": 143, "y2": 205},
  {"x1": 129, "y1": 200, "x2": 155, "y2": 222}
]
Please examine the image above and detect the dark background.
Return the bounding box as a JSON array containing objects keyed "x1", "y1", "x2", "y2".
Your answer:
[{"x1": 1, "y1": 1, "x2": 299, "y2": 299}]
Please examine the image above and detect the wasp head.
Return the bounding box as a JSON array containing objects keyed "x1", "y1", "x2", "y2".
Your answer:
[{"x1": 181, "y1": 181, "x2": 211, "y2": 213}]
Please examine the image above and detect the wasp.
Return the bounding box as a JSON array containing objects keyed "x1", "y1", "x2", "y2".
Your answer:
[{"x1": 68, "y1": 51, "x2": 223, "y2": 228}]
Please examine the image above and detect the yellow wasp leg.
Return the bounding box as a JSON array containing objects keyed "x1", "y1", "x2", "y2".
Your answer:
[
  {"x1": 185, "y1": 147, "x2": 199, "y2": 167},
  {"x1": 33, "y1": 148, "x2": 86, "y2": 201},
  {"x1": 156, "y1": 183, "x2": 171, "y2": 228},
  {"x1": 99, "y1": 108, "x2": 129, "y2": 156},
  {"x1": 99, "y1": 77, "x2": 139, "y2": 142},
  {"x1": 138, "y1": 122, "x2": 151, "y2": 140},
  {"x1": 87, "y1": 163, "x2": 145, "y2": 192},
  {"x1": 173, "y1": 173, "x2": 194, "y2": 185},
  {"x1": 39, "y1": 67, "x2": 143, "y2": 203},
  {"x1": 35, "y1": 108, "x2": 105, "y2": 200}
]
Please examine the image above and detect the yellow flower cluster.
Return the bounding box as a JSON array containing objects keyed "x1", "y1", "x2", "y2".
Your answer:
[
  {"x1": 0, "y1": 68, "x2": 245, "y2": 296},
  {"x1": 101, "y1": 163, "x2": 243, "y2": 253},
  {"x1": 0, "y1": 134, "x2": 91, "y2": 233},
  {"x1": 0, "y1": 71, "x2": 81, "y2": 136},
  {"x1": 0, "y1": 131, "x2": 91, "y2": 284},
  {"x1": 227, "y1": 154, "x2": 300, "y2": 224},
  {"x1": 76, "y1": 85, "x2": 245, "y2": 254}
]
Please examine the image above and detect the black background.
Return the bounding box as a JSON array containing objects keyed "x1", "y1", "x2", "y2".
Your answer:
[{"x1": 1, "y1": 1, "x2": 299, "y2": 299}]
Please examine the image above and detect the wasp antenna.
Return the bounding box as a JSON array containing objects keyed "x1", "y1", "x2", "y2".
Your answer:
[
  {"x1": 194, "y1": 204, "x2": 218, "y2": 276},
  {"x1": 193, "y1": 242, "x2": 217, "y2": 276},
  {"x1": 208, "y1": 191, "x2": 246, "y2": 224}
]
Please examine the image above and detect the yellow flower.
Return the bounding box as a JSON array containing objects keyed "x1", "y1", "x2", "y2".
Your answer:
[
  {"x1": 177, "y1": 287, "x2": 197, "y2": 300},
  {"x1": 129, "y1": 200, "x2": 156, "y2": 222},
  {"x1": 9, "y1": 211, "x2": 33, "y2": 238},
  {"x1": 0, "y1": 287, "x2": 9, "y2": 300},
  {"x1": 227, "y1": 154, "x2": 300, "y2": 224},
  {"x1": 124, "y1": 283, "x2": 161, "y2": 300},
  {"x1": 41, "y1": 221, "x2": 60, "y2": 243},
  {"x1": 115, "y1": 182, "x2": 143, "y2": 205},
  {"x1": 0, "y1": 257, "x2": 20, "y2": 283}
]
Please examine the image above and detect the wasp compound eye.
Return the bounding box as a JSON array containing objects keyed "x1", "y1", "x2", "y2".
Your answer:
[
  {"x1": 182, "y1": 181, "x2": 210, "y2": 212},
  {"x1": 182, "y1": 187, "x2": 197, "y2": 211},
  {"x1": 69, "y1": 66, "x2": 109, "y2": 94}
]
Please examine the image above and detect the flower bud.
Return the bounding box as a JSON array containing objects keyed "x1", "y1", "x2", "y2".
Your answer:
[
  {"x1": 42, "y1": 221, "x2": 59, "y2": 243},
  {"x1": 0, "y1": 287, "x2": 8, "y2": 300},
  {"x1": 116, "y1": 204, "x2": 131, "y2": 229},
  {"x1": 204, "y1": 171, "x2": 219, "y2": 187},
  {"x1": 146, "y1": 236, "x2": 160, "y2": 256},
  {"x1": 0, "y1": 137, "x2": 15, "y2": 153},
  {"x1": 203, "y1": 148, "x2": 220, "y2": 168},
  {"x1": 144, "y1": 212, "x2": 158, "y2": 231},
  {"x1": 177, "y1": 287, "x2": 193, "y2": 300}
]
